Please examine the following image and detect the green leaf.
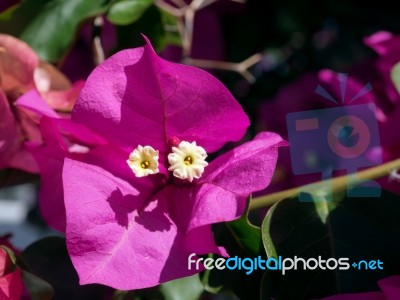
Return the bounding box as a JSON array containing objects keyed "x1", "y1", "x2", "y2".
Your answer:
[
  {"x1": 160, "y1": 274, "x2": 204, "y2": 300},
  {"x1": 22, "y1": 270, "x2": 54, "y2": 300},
  {"x1": 261, "y1": 188, "x2": 400, "y2": 299},
  {"x1": 260, "y1": 203, "x2": 279, "y2": 259},
  {"x1": 159, "y1": 9, "x2": 182, "y2": 47},
  {"x1": 200, "y1": 257, "x2": 223, "y2": 294},
  {"x1": 227, "y1": 198, "x2": 262, "y2": 256},
  {"x1": 391, "y1": 61, "x2": 400, "y2": 95},
  {"x1": 114, "y1": 5, "x2": 180, "y2": 54},
  {"x1": 0, "y1": 245, "x2": 17, "y2": 266},
  {"x1": 21, "y1": 237, "x2": 109, "y2": 298},
  {"x1": 107, "y1": 0, "x2": 153, "y2": 25},
  {"x1": 0, "y1": 245, "x2": 18, "y2": 274},
  {"x1": 0, "y1": 0, "x2": 111, "y2": 62}
]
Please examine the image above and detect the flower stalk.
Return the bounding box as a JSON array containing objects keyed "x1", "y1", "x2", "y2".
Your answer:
[{"x1": 250, "y1": 157, "x2": 400, "y2": 210}]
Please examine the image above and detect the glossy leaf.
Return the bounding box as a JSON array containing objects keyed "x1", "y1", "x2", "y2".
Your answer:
[
  {"x1": 21, "y1": 270, "x2": 54, "y2": 300},
  {"x1": 391, "y1": 61, "x2": 400, "y2": 95},
  {"x1": 0, "y1": 0, "x2": 111, "y2": 62},
  {"x1": 21, "y1": 237, "x2": 111, "y2": 299},
  {"x1": 160, "y1": 274, "x2": 204, "y2": 300},
  {"x1": 107, "y1": 0, "x2": 153, "y2": 25},
  {"x1": 159, "y1": 9, "x2": 182, "y2": 47},
  {"x1": 261, "y1": 189, "x2": 400, "y2": 299},
  {"x1": 114, "y1": 6, "x2": 179, "y2": 52},
  {"x1": 227, "y1": 197, "x2": 262, "y2": 256}
]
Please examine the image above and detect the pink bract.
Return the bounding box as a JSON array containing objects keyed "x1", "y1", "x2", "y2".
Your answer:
[
  {"x1": 364, "y1": 31, "x2": 400, "y2": 105},
  {"x1": 26, "y1": 115, "x2": 107, "y2": 232},
  {"x1": 0, "y1": 239, "x2": 22, "y2": 300},
  {"x1": 0, "y1": 34, "x2": 83, "y2": 173},
  {"x1": 62, "y1": 37, "x2": 286, "y2": 289}
]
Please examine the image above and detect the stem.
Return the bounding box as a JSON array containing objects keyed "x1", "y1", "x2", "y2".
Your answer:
[
  {"x1": 250, "y1": 158, "x2": 400, "y2": 211},
  {"x1": 183, "y1": 8, "x2": 195, "y2": 58},
  {"x1": 155, "y1": 0, "x2": 184, "y2": 17},
  {"x1": 92, "y1": 16, "x2": 105, "y2": 65},
  {"x1": 170, "y1": 0, "x2": 187, "y2": 8},
  {"x1": 184, "y1": 53, "x2": 262, "y2": 83}
]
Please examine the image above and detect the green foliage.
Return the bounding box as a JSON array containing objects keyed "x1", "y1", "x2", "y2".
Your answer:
[
  {"x1": 114, "y1": 5, "x2": 180, "y2": 53},
  {"x1": 200, "y1": 210, "x2": 265, "y2": 299},
  {"x1": 261, "y1": 189, "x2": 400, "y2": 299},
  {"x1": 391, "y1": 61, "x2": 400, "y2": 94},
  {"x1": 227, "y1": 198, "x2": 262, "y2": 256},
  {"x1": 21, "y1": 271, "x2": 54, "y2": 300},
  {"x1": 107, "y1": 0, "x2": 153, "y2": 25},
  {"x1": 159, "y1": 9, "x2": 181, "y2": 47},
  {"x1": 160, "y1": 274, "x2": 204, "y2": 300},
  {"x1": 1, "y1": 245, "x2": 54, "y2": 299},
  {"x1": 0, "y1": 0, "x2": 111, "y2": 62},
  {"x1": 21, "y1": 237, "x2": 110, "y2": 299}
]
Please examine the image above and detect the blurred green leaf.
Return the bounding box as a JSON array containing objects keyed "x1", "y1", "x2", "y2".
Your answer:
[
  {"x1": 261, "y1": 188, "x2": 400, "y2": 299},
  {"x1": 112, "y1": 285, "x2": 164, "y2": 300},
  {"x1": 22, "y1": 270, "x2": 54, "y2": 300},
  {"x1": 114, "y1": 5, "x2": 181, "y2": 54},
  {"x1": 159, "y1": 9, "x2": 181, "y2": 47},
  {"x1": 107, "y1": 0, "x2": 153, "y2": 25},
  {"x1": 0, "y1": 0, "x2": 111, "y2": 62},
  {"x1": 21, "y1": 236, "x2": 111, "y2": 299},
  {"x1": 0, "y1": 245, "x2": 18, "y2": 274},
  {"x1": 227, "y1": 198, "x2": 261, "y2": 256},
  {"x1": 391, "y1": 61, "x2": 400, "y2": 94},
  {"x1": 160, "y1": 274, "x2": 204, "y2": 300},
  {"x1": 201, "y1": 221, "x2": 265, "y2": 300},
  {"x1": 0, "y1": 245, "x2": 17, "y2": 265},
  {"x1": 200, "y1": 258, "x2": 223, "y2": 294}
]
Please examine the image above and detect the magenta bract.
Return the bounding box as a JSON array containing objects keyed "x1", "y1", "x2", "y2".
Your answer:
[{"x1": 60, "y1": 37, "x2": 286, "y2": 289}]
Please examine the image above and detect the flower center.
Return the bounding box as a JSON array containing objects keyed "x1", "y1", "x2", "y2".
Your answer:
[
  {"x1": 184, "y1": 156, "x2": 193, "y2": 166},
  {"x1": 141, "y1": 161, "x2": 150, "y2": 169},
  {"x1": 168, "y1": 141, "x2": 208, "y2": 182},
  {"x1": 127, "y1": 145, "x2": 159, "y2": 177}
]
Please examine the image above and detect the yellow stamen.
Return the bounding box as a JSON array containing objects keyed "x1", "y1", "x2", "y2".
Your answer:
[
  {"x1": 184, "y1": 156, "x2": 193, "y2": 166},
  {"x1": 141, "y1": 161, "x2": 150, "y2": 169}
]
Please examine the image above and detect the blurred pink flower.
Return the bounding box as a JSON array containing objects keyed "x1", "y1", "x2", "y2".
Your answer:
[
  {"x1": 362, "y1": 32, "x2": 400, "y2": 192},
  {"x1": 0, "y1": 34, "x2": 83, "y2": 173},
  {"x1": 321, "y1": 275, "x2": 400, "y2": 300},
  {"x1": 0, "y1": 237, "x2": 22, "y2": 300},
  {"x1": 364, "y1": 31, "x2": 400, "y2": 106},
  {"x1": 259, "y1": 70, "x2": 382, "y2": 193},
  {"x1": 58, "y1": 38, "x2": 286, "y2": 289},
  {"x1": 259, "y1": 52, "x2": 400, "y2": 194}
]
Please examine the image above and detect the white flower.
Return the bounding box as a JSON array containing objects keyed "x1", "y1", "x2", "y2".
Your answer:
[
  {"x1": 127, "y1": 145, "x2": 159, "y2": 177},
  {"x1": 168, "y1": 141, "x2": 208, "y2": 182}
]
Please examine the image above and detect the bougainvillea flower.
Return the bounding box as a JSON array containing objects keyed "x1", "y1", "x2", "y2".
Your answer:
[
  {"x1": 363, "y1": 31, "x2": 400, "y2": 106},
  {"x1": 61, "y1": 37, "x2": 286, "y2": 289},
  {"x1": 0, "y1": 237, "x2": 22, "y2": 300},
  {"x1": 259, "y1": 65, "x2": 400, "y2": 195},
  {"x1": 321, "y1": 275, "x2": 400, "y2": 300},
  {"x1": 0, "y1": 34, "x2": 37, "y2": 93},
  {"x1": 258, "y1": 70, "x2": 383, "y2": 193},
  {"x1": 0, "y1": 33, "x2": 84, "y2": 173}
]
